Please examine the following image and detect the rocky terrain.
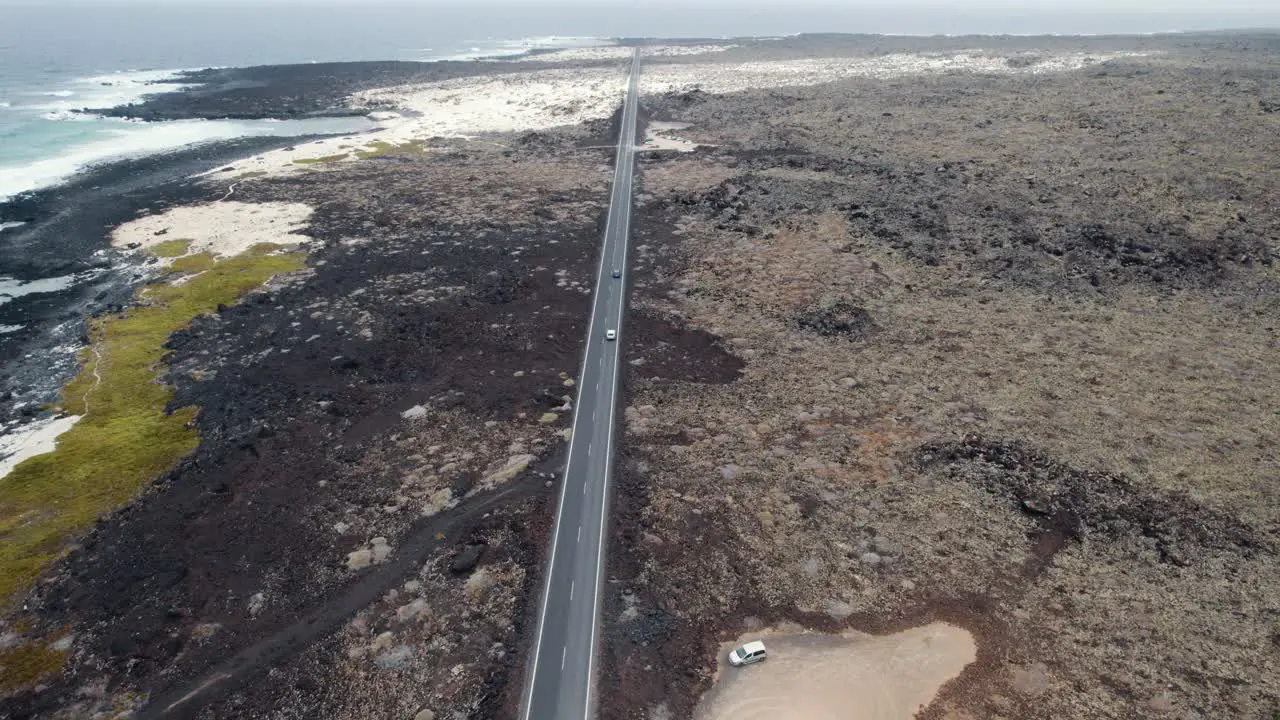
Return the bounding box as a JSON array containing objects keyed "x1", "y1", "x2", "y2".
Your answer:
[
  {"x1": 603, "y1": 33, "x2": 1280, "y2": 720},
  {"x1": 1, "y1": 31, "x2": 1278, "y2": 720},
  {"x1": 89, "y1": 59, "x2": 604, "y2": 121},
  {"x1": 0, "y1": 113, "x2": 622, "y2": 718}
]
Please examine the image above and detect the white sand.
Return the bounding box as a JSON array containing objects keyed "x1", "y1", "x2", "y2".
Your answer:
[
  {"x1": 205, "y1": 47, "x2": 1144, "y2": 183},
  {"x1": 357, "y1": 66, "x2": 627, "y2": 136},
  {"x1": 647, "y1": 44, "x2": 740, "y2": 58},
  {"x1": 209, "y1": 65, "x2": 627, "y2": 181},
  {"x1": 514, "y1": 44, "x2": 738, "y2": 63},
  {"x1": 111, "y1": 201, "x2": 315, "y2": 259},
  {"x1": 697, "y1": 623, "x2": 977, "y2": 720},
  {"x1": 514, "y1": 46, "x2": 634, "y2": 62},
  {"x1": 642, "y1": 51, "x2": 1151, "y2": 95},
  {"x1": 0, "y1": 414, "x2": 81, "y2": 481}
]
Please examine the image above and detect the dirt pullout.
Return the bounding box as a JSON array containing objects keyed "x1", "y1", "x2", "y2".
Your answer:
[
  {"x1": 604, "y1": 33, "x2": 1280, "y2": 720},
  {"x1": 0, "y1": 126, "x2": 618, "y2": 718},
  {"x1": 698, "y1": 624, "x2": 975, "y2": 720}
]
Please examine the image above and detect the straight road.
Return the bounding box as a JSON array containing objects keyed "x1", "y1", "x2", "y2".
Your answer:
[{"x1": 522, "y1": 49, "x2": 641, "y2": 720}]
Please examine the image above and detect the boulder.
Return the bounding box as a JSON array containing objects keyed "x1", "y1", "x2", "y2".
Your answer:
[
  {"x1": 483, "y1": 454, "x2": 536, "y2": 486},
  {"x1": 347, "y1": 549, "x2": 373, "y2": 570},
  {"x1": 401, "y1": 405, "x2": 429, "y2": 420},
  {"x1": 465, "y1": 567, "x2": 497, "y2": 601},
  {"x1": 371, "y1": 631, "x2": 394, "y2": 652},
  {"x1": 396, "y1": 599, "x2": 428, "y2": 622},
  {"x1": 795, "y1": 301, "x2": 874, "y2": 340},
  {"x1": 823, "y1": 599, "x2": 854, "y2": 620},
  {"x1": 371, "y1": 538, "x2": 392, "y2": 564}
]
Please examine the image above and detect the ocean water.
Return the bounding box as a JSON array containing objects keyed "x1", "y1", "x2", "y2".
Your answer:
[
  {"x1": 2, "y1": 2, "x2": 1278, "y2": 203},
  {"x1": 0, "y1": 3, "x2": 616, "y2": 202}
]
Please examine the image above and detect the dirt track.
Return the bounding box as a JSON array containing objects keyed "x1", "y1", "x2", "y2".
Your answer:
[
  {"x1": 2, "y1": 32, "x2": 1279, "y2": 720},
  {"x1": 0, "y1": 116, "x2": 622, "y2": 718}
]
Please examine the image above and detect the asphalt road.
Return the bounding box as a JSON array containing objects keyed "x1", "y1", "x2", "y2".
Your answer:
[{"x1": 522, "y1": 50, "x2": 641, "y2": 720}]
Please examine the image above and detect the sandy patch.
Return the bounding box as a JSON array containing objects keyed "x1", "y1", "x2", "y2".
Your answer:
[
  {"x1": 210, "y1": 65, "x2": 627, "y2": 181},
  {"x1": 514, "y1": 46, "x2": 634, "y2": 62},
  {"x1": 205, "y1": 48, "x2": 1147, "y2": 184},
  {"x1": 697, "y1": 623, "x2": 976, "y2": 720},
  {"x1": 514, "y1": 44, "x2": 738, "y2": 63},
  {"x1": 111, "y1": 201, "x2": 315, "y2": 260},
  {"x1": 641, "y1": 121, "x2": 702, "y2": 153},
  {"x1": 358, "y1": 67, "x2": 625, "y2": 136},
  {"x1": 646, "y1": 44, "x2": 740, "y2": 58},
  {"x1": 204, "y1": 116, "x2": 412, "y2": 182},
  {"x1": 0, "y1": 414, "x2": 81, "y2": 481},
  {"x1": 642, "y1": 51, "x2": 1150, "y2": 94}
]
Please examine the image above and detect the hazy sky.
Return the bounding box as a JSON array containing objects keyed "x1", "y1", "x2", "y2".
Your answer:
[{"x1": 4, "y1": 0, "x2": 1278, "y2": 6}]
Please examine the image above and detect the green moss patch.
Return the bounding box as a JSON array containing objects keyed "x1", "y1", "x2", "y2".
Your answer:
[
  {"x1": 147, "y1": 238, "x2": 193, "y2": 258},
  {"x1": 292, "y1": 153, "x2": 349, "y2": 165},
  {"x1": 0, "y1": 244, "x2": 306, "y2": 606},
  {"x1": 356, "y1": 139, "x2": 427, "y2": 159},
  {"x1": 0, "y1": 642, "x2": 66, "y2": 694},
  {"x1": 169, "y1": 252, "x2": 217, "y2": 275}
]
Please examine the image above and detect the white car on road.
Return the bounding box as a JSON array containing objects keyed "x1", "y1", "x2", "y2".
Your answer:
[
  {"x1": 605, "y1": 329, "x2": 617, "y2": 341},
  {"x1": 728, "y1": 640, "x2": 767, "y2": 666}
]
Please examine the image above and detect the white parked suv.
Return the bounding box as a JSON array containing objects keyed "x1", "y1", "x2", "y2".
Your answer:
[{"x1": 727, "y1": 640, "x2": 767, "y2": 666}]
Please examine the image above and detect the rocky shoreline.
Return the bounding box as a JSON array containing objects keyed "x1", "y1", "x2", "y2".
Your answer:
[
  {"x1": 1, "y1": 31, "x2": 1278, "y2": 720},
  {"x1": 90, "y1": 58, "x2": 613, "y2": 122},
  {"x1": 0, "y1": 135, "x2": 338, "y2": 436}
]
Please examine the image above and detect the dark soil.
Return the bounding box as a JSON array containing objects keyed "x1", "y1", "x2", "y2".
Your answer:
[
  {"x1": 624, "y1": 309, "x2": 744, "y2": 383},
  {"x1": 794, "y1": 300, "x2": 875, "y2": 340},
  {"x1": 5, "y1": 31, "x2": 1280, "y2": 720},
  {"x1": 914, "y1": 435, "x2": 1272, "y2": 569},
  {"x1": 0, "y1": 128, "x2": 615, "y2": 718}
]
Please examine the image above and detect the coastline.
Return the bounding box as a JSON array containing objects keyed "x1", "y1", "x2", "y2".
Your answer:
[
  {"x1": 0, "y1": 48, "x2": 623, "y2": 467},
  {"x1": 0, "y1": 134, "x2": 343, "y2": 430},
  {"x1": 0, "y1": 30, "x2": 1276, "y2": 719}
]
